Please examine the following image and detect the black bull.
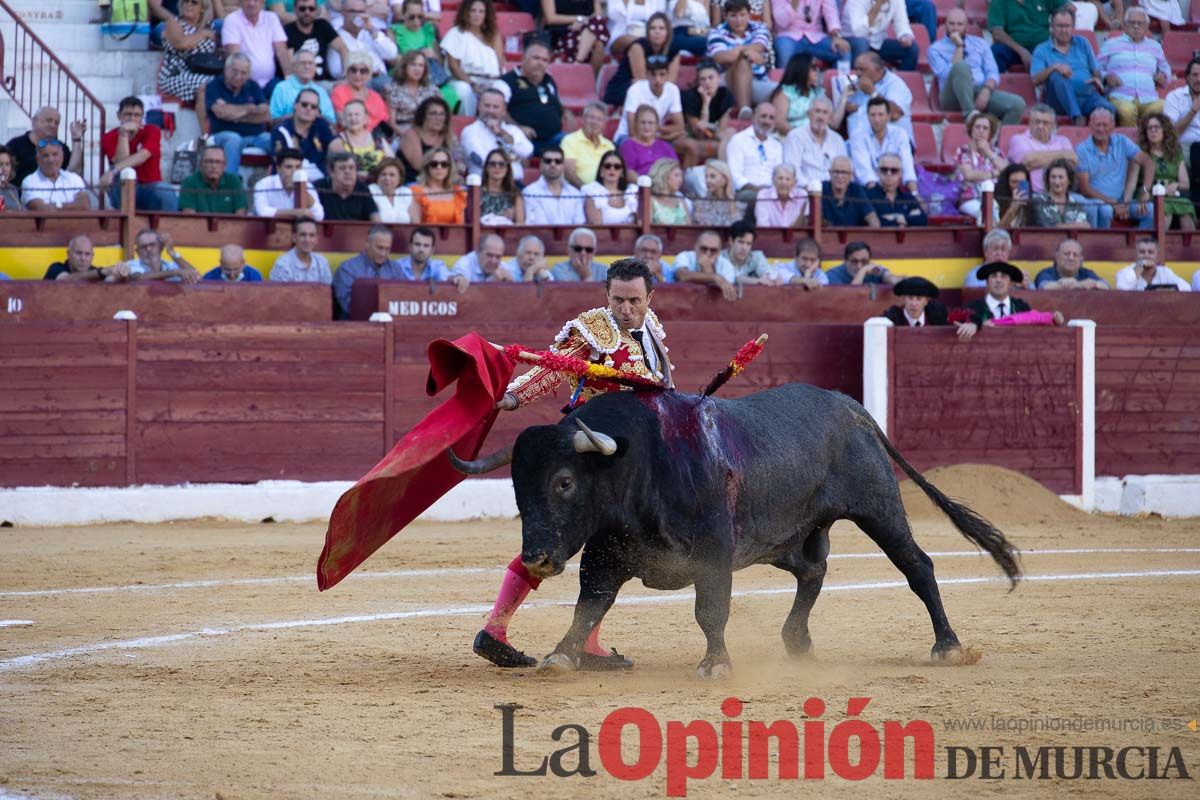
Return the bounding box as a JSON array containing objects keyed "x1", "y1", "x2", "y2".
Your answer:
[{"x1": 452, "y1": 384, "x2": 1022, "y2": 677}]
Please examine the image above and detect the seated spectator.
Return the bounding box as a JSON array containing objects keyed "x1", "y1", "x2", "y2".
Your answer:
[
  {"x1": 330, "y1": 99, "x2": 395, "y2": 174},
  {"x1": 523, "y1": 146, "x2": 586, "y2": 226},
  {"x1": 328, "y1": 0, "x2": 399, "y2": 88},
  {"x1": 0, "y1": 146, "x2": 21, "y2": 210},
  {"x1": 1164, "y1": 57, "x2": 1200, "y2": 208},
  {"x1": 770, "y1": 53, "x2": 825, "y2": 136},
  {"x1": 1139, "y1": 0, "x2": 1187, "y2": 33},
  {"x1": 583, "y1": 150, "x2": 640, "y2": 224},
  {"x1": 461, "y1": 89, "x2": 534, "y2": 181},
  {"x1": 783, "y1": 95, "x2": 846, "y2": 189},
  {"x1": 1031, "y1": 7, "x2": 1114, "y2": 127},
  {"x1": 1115, "y1": 236, "x2": 1192, "y2": 291},
  {"x1": 964, "y1": 262, "x2": 1030, "y2": 330},
  {"x1": 551, "y1": 228, "x2": 607, "y2": 281},
  {"x1": 284, "y1": 0, "x2": 349, "y2": 82},
  {"x1": 387, "y1": 51, "x2": 444, "y2": 132},
  {"x1": 396, "y1": 226, "x2": 460, "y2": 284},
  {"x1": 253, "y1": 148, "x2": 324, "y2": 218},
  {"x1": 563, "y1": 102, "x2": 616, "y2": 188},
  {"x1": 543, "y1": 0, "x2": 609, "y2": 67},
  {"x1": 271, "y1": 50, "x2": 336, "y2": 123},
  {"x1": 1035, "y1": 238, "x2": 1110, "y2": 290},
  {"x1": 754, "y1": 163, "x2": 807, "y2": 227},
  {"x1": 410, "y1": 147, "x2": 468, "y2": 223},
  {"x1": 842, "y1": 0, "x2": 916, "y2": 72},
  {"x1": 1029, "y1": 158, "x2": 1091, "y2": 228},
  {"x1": 271, "y1": 88, "x2": 336, "y2": 179},
  {"x1": 690, "y1": 158, "x2": 746, "y2": 227},
  {"x1": 677, "y1": 61, "x2": 735, "y2": 168},
  {"x1": 649, "y1": 157, "x2": 693, "y2": 224},
  {"x1": 204, "y1": 244, "x2": 265, "y2": 281},
  {"x1": 723, "y1": 220, "x2": 779, "y2": 284},
  {"x1": 784, "y1": 236, "x2": 829, "y2": 289},
  {"x1": 331, "y1": 51, "x2": 391, "y2": 130},
  {"x1": 928, "y1": 8, "x2": 1026, "y2": 127},
  {"x1": 179, "y1": 145, "x2": 249, "y2": 214},
  {"x1": 316, "y1": 151, "x2": 380, "y2": 221},
  {"x1": 271, "y1": 218, "x2": 334, "y2": 283},
  {"x1": 453, "y1": 233, "x2": 518, "y2": 282},
  {"x1": 100, "y1": 97, "x2": 177, "y2": 212},
  {"x1": 333, "y1": 224, "x2": 412, "y2": 315},
  {"x1": 634, "y1": 232, "x2": 673, "y2": 284},
  {"x1": 441, "y1": 0, "x2": 504, "y2": 116},
  {"x1": 159, "y1": 0, "x2": 222, "y2": 105},
  {"x1": 5, "y1": 106, "x2": 84, "y2": 188},
  {"x1": 867, "y1": 152, "x2": 926, "y2": 227},
  {"x1": 123, "y1": 229, "x2": 202, "y2": 283},
  {"x1": 771, "y1": 0, "x2": 849, "y2": 67},
  {"x1": 616, "y1": 56, "x2": 684, "y2": 144},
  {"x1": 494, "y1": 41, "x2": 570, "y2": 156},
  {"x1": 20, "y1": 139, "x2": 88, "y2": 211},
  {"x1": 821, "y1": 155, "x2": 881, "y2": 227},
  {"x1": 993, "y1": 164, "x2": 1032, "y2": 230},
  {"x1": 882, "y1": 277, "x2": 949, "y2": 327},
  {"x1": 670, "y1": 0, "x2": 711, "y2": 57},
  {"x1": 507, "y1": 235, "x2": 553, "y2": 282},
  {"x1": 954, "y1": 111, "x2": 1008, "y2": 223},
  {"x1": 222, "y1": 0, "x2": 291, "y2": 95},
  {"x1": 369, "y1": 158, "x2": 418, "y2": 222},
  {"x1": 603, "y1": 12, "x2": 682, "y2": 108},
  {"x1": 43, "y1": 236, "x2": 128, "y2": 282},
  {"x1": 202, "y1": 54, "x2": 272, "y2": 174},
  {"x1": 673, "y1": 228, "x2": 738, "y2": 301},
  {"x1": 480, "y1": 147, "x2": 525, "y2": 225},
  {"x1": 1076, "y1": 107, "x2": 1153, "y2": 229},
  {"x1": 1099, "y1": 7, "x2": 1170, "y2": 128},
  {"x1": 964, "y1": 228, "x2": 1016, "y2": 289},
  {"x1": 726, "y1": 103, "x2": 783, "y2": 201},
  {"x1": 390, "y1": 0, "x2": 449, "y2": 92},
  {"x1": 850, "y1": 97, "x2": 916, "y2": 191},
  {"x1": 1006, "y1": 104, "x2": 1079, "y2": 193},
  {"x1": 398, "y1": 97, "x2": 466, "y2": 184},
  {"x1": 835, "y1": 51, "x2": 914, "y2": 143},
  {"x1": 621, "y1": 105, "x2": 679, "y2": 178},
  {"x1": 1136, "y1": 113, "x2": 1197, "y2": 231},
  {"x1": 987, "y1": 0, "x2": 1054, "y2": 74},
  {"x1": 826, "y1": 240, "x2": 901, "y2": 285},
  {"x1": 706, "y1": 0, "x2": 774, "y2": 113}
]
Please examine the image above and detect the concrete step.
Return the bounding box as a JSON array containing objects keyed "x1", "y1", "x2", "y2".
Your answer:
[
  {"x1": 5, "y1": 0, "x2": 103, "y2": 26},
  {"x1": 12, "y1": 22, "x2": 103, "y2": 52}
]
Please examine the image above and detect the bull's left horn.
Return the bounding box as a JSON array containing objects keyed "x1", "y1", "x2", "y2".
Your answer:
[
  {"x1": 448, "y1": 444, "x2": 513, "y2": 474},
  {"x1": 573, "y1": 419, "x2": 617, "y2": 456}
]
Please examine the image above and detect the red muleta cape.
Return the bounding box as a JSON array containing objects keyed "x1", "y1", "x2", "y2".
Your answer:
[{"x1": 316, "y1": 332, "x2": 515, "y2": 591}]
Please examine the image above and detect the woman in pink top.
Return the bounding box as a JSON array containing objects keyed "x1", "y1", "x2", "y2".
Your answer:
[
  {"x1": 955, "y1": 111, "x2": 1008, "y2": 223},
  {"x1": 754, "y1": 163, "x2": 808, "y2": 227},
  {"x1": 618, "y1": 104, "x2": 678, "y2": 179}
]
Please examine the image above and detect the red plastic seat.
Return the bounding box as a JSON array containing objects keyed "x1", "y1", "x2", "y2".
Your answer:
[
  {"x1": 940, "y1": 123, "x2": 969, "y2": 163},
  {"x1": 1163, "y1": 31, "x2": 1200, "y2": 72},
  {"x1": 548, "y1": 62, "x2": 599, "y2": 112},
  {"x1": 897, "y1": 71, "x2": 938, "y2": 122},
  {"x1": 912, "y1": 122, "x2": 940, "y2": 164},
  {"x1": 914, "y1": 25, "x2": 931, "y2": 74},
  {"x1": 595, "y1": 63, "x2": 618, "y2": 104},
  {"x1": 451, "y1": 115, "x2": 473, "y2": 138},
  {"x1": 999, "y1": 73, "x2": 1037, "y2": 109},
  {"x1": 497, "y1": 12, "x2": 536, "y2": 56}
]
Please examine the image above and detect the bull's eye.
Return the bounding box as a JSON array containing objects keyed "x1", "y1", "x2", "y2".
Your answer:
[{"x1": 557, "y1": 477, "x2": 573, "y2": 493}]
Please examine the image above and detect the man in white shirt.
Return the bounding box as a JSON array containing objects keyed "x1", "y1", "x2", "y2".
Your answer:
[
  {"x1": 20, "y1": 139, "x2": 88, "y2": 211},
  {"x1": 615, "y1": 56, "x2": 685, "y2": 141},
  {"x1": 1115, "y1": 237, "x2": 1191, "y2": 291},
  {"x1": 452, "y1": 234, "x2": 517, "y2": 283},
  {"x1": 253, "y1": 148, "x2": 324, "y2": 219},
  {"x1": 461, "y1": 89, "x2": 534, "y2": 182},
  {"x1": 122, "y1": 228, "x2": 202, "y2": 284},
  {"x1": 850, "y1": 97, "x2": 916, "y2": 192},
  {"x1": 522, "y1": 145, "x2": 585, "y2": 226},
  {"x1": 834, "y1": 51, "x2": 914, "y2": 143},
  {"x1": 1164, "y1": 56, "x2": 1200, "y2": 219},
  {"x1": 271, "y1": 218, "x2": 333, "y2": 283},
  {"x1": 673, "y1": 229, "x2": 738, "y2": 302},
  {"x1": 725, "y1": 103, "x2": 783, "y2": 201},
  {"x1": 327, "y1": 0, "x2": 399, "y2": 85},
  {"x1": 842, "y1": 0, "x2": 918, "y2": 72},
  {"x1": 222, "y1": 0, "x2": 292, "y2": 93},
  {"x1": 504, "y1": 235, "x2": 552, "y2": 282},
  {"x1": 783, "y1": 96, "x2": 847, "y2": 190}
]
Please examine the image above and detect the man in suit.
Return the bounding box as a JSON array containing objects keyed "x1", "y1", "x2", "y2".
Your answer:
[
  {"x1": 882, "y1": 277, "x2": 949, "y2": 327},
  {"x1": 960, "y1": 261, "x2": 1032, "y2": 339}
]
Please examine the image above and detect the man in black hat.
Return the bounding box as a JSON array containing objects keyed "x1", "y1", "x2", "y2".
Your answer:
[
  {"x1": 960, "y1": 261, "x2": 1031, "y2": 339},
  {"x1": 882, "y1": 277, "x2": 948, "y2": 327}
]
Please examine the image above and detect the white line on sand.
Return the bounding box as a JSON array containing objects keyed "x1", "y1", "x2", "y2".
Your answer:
[
  {"x1": 4, "y1": 547, "x2": 1198, "y2": 599},
  {"x1": 2, "y1": 568, "x2": 1198, "y2": 674},
  {"x1": 0, "y1": 620, "x2": 35, "y2": 628}
]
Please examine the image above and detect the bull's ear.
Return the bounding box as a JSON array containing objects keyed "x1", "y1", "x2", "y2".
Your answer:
[{"x1": 573, "y1": 419, "x2": 617, "y2": 455}]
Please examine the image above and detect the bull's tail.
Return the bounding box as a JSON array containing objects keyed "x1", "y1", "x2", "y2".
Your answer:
[{"x1": 871, "y1": 422, "x2": 1022, "y2": 587}]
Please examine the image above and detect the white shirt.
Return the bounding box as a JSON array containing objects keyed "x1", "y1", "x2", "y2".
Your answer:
[
  {"x1": 783, "y1": 123, "x2": 847, "y2": 189},
  {"x1": 849, "y1": 123, "x2": 916, "y2": 186},
  {"x1": 581, "y1": 182, "x2": 640, "y2": 224},
  {"x1": 452, "y1": 251, "x2": 521, "y2": 283},
  {"x1": 986, "y1": 294, "x2": 1013, "y2": 318},
  {"x1": 1115, "y1": 263, "x2": 1191, "y2": 291},
  {"x1": 842, "y1": 0, "x2": 912, "y2": 50},
  {"x1": 672, "y1": 250, "x2": 738, "y2": 284},
  {"x1": 328, "y1": 23, "x2": 399, "y2": 78},
  {"x1": 522, "y1": 176, "x2": 585, "y2": 226},
  {"x1": 21, "y1": 169, "x2": 87, "y2": 208},
  {"x1": 440, "y1": 26, "x2": 501, "y2": 81},
  {"x1": 629, "y1": 325, "x2": 660, "y2": 374},
  {"x1": 836, "y1": 69, "x2": 914, "y2": 143},
  {"x1": 903, "y1": 309, "x2": 926, "y2": 326},
  {"x1": 726, "y1": 127, "x2": 783, "y2": 191},
  {"x1": 460, "y1": 118, "x2": 534, "y2": 181},
  {"x1": 617, "y1": 79, "x2": 683, "y2": 140},
  {"x1": 253, "y1": 174, "x2": 325, "y2": 220},
  {"x1": 1163, "y1": 86, "x2": 1200, "y2": 147},
  {"x1": 368, "y1": 183, "x2": 414, "y2": 223},
  {"x1": 608, "y1": 0, "x2": 668, "y2": 44}
]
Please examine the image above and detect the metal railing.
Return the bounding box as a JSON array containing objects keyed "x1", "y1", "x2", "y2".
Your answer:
[{"x1": 0, "y1": 0, "x2": 106, "y2": 203}]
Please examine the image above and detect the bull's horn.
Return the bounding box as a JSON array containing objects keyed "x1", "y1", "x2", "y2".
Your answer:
[
  {"x1": 448, "y1": 444, "x2": 513, "y2": 474},
  {"x1": 573, "y1": 419, "x2": 617, "y2": 456}
]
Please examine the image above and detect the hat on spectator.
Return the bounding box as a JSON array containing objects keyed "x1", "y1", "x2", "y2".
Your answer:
[
  {"x1": 975, "y1": 261, "x2": 1023, "y2": 284},
  {"x1": 646, "y1": 55, "x2": 670, "y2": 72},
  {"x1": 892, "y1": 277, "x2": 939, "y2": 299}
]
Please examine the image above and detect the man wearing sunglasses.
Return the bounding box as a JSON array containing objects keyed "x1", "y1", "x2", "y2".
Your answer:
[
  {"x1": 549, "y1": 228, "x2": 605, "y2": 282},
  {"x1": 494, "y1": 40, "x2": 571, "y2": 157},
  {"x1": 476, "y1": 257, "x2": 674, "y2": 670},
  {"x1": 673, "y1": 229, "x2": 739, "y2": 301},
  {"x1": 271, "y1": 88, "x2": 336, "y2": 179},
  {"x1": 284, "y1": 0, "x2": 350, "y2": 81},
  {"x1": 522, "y1": 145, "x2": 585, "y2": 226}
]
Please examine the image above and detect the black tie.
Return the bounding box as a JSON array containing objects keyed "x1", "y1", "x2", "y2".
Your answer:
[
  {"x1": 914, "y1": 321, "x2": 921, "y2": 327},
  {"x1": 997, "y1": 303, "x2": 1006, "y2": 318},
  {"x1": 631, "y1": 329, "x2": 645, "y2": 349}
]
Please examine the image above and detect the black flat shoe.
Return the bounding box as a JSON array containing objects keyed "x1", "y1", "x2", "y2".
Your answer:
[
  {"x1": 473, "y1": 630, "x2": 537, "y2": 668},
  {"x1": 578, "y1": 648, "x2": 634, "y2": 671}
]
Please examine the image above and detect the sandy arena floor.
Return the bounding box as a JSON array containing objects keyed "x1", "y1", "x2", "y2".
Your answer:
[{"x1": 1, "y1": 466, "x2": 1198, "y2": 799}]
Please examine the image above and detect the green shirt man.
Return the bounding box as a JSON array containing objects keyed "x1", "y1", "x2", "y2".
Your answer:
[{"x1": 988, "y1": 0, "x2": 1071, "y2": 71}]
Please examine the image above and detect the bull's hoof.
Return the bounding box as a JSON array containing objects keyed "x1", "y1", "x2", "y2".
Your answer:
[
  {"x1": 930, "y1": 644, "x2": 983, "y2": 666},
  {"x1": 473, "y1": 630, "x2": 537, "y2": 668},
  {"x1": 578, "y1": 648, "x2": 634, "y2": 671},
  {"x1": 696, "y1": 660, "x2": 733, "y2": 679},
  {"x1": 536, "y1": 652, "x2": 578, "y2": 675}
]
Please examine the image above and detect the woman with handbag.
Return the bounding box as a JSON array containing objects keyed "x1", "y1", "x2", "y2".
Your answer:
[{"x1": 159, "y1": 0, "x2": 221, "y2": 103}]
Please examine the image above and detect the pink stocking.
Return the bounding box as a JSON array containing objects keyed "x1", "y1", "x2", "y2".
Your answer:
[{"x1": 483, "y1": 556, "x2": 541, "y2": 643}]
